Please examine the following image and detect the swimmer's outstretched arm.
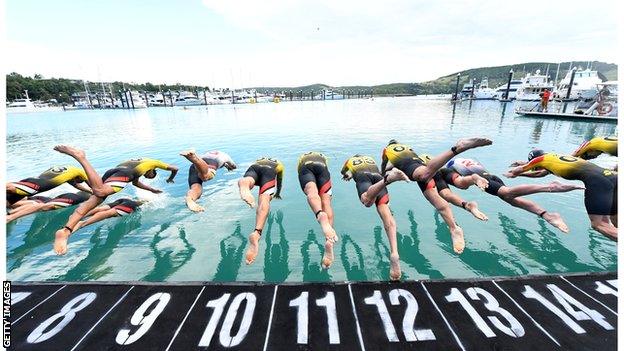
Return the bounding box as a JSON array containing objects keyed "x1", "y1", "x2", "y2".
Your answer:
[
  {"x1": 84, "y1": 205, "x2": 112, "y2": 217},
  {"x1": 516, "y1": 170, "x2": 549, "y2": 178},
  {"x1": 165, "y1": 165, "x2": 178, "y2": 183},
  {"x1": 132, "y1": 179, "x2": 163, "y2": 194},
  {"x1": 70, "y1": 181, "x2": 93, "y2": 194}
]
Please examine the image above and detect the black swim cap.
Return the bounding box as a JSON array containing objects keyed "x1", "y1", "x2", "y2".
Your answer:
[
  {"x1": 528, "y1": 149, "x2": 545, "y2": 161},
  {"x1": 388, "y1": 139, "x2": 399, "y2": 145}
]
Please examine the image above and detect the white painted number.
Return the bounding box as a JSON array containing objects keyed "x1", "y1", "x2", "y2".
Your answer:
[
  {"x1": 289, "y1": 291, "x2": 340, "y2": 344},
  {"x1": 198, "y1": 292, "x2": 256, "y2": 348},
  {"x1": 27, "y1": 292, "x2": 97, "y2": 343},
  {"x1": 446, "y1": 288, "x2": 496, "y2": 337},
  {"x1": 115, "y1": 292, "x2": 171, "y2": 345},
  {"x1": 364, "y1": 289, "x2": 435, "y2": 342},
  {"x1": 11, "y1": 292, "x2": 31, "y2": 305},
  {"x1": 595, "y1": 281, "x2": 617, "y2": 297},
  {"x1": 522, "y1": 284, "x2": 613, "y2": 334}
]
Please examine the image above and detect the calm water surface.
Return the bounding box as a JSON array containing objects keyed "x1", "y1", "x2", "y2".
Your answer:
[{"x1": 6, "y1": 97, "x2": 617, "y2": 282}]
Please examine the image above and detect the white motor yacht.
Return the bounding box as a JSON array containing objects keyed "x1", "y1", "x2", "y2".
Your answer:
[
  {"x1": 494, "y1": 79, "x2": 523, "y2": 100},
  {"x1": 472, "y1": 77, "x2": 497, "y2": 100},
  {"x1": 515, "y1": 70, "x2": 555, "y2": 101},
  {"x1": 554, "y1": 68, "x2": 603, "y2": 101},
  {"x1": 174, "y1": 91, "x2": 204, "y2": 106}
]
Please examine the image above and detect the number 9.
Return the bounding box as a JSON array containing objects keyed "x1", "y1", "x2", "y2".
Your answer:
[{"x1": 116, "y1": 292, "x2": 171, "y2": 345}]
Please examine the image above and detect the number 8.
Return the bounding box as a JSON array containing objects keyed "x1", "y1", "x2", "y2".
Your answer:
[{"x1": 27, "y1": 292, "x2": 97, "y2": 343}]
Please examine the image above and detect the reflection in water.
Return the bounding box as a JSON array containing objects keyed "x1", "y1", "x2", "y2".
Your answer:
[
  {"x1": 568, "y1": 122, "x2": 616, "y2": 141},
  {"x1": 450, "y1": 102, "x2": 457, "y2": 127},
  {"x1": 396, "y1": 210, "x2": 444, "y2": 279},
  {"x1": 498, "y1": 103, "x2": 508, "y2": 130},
  {"x1": 263, "y1": 211, "x2": 291, "y2": 282},
  {"x1": 8, "y1": 211, "x2": 73, "y2": 272},
  {"x1": 142, "y1": 224, "x2": 196, "y2": 281},
  {"x1": 301, "y1": 229, "x2": 331, "y2": 282},
  {"x1": 531, "y1": 120, "x2": 544, "y2": 144},
  {"x1": 340, "y1": 234, "x2": 367, "y2": 281},
  {"x1": 587, "y1": 229, "x2": 618, "y2": 270},
  {"x1": 212, "y1": 223, "x2": 246, "y2": 282},
  {"x1": 373, "y1": 226, "x2": 392, "y2": 280},
  {"x1": 62, "y1": 216, "x2": 142, "y2": 281},
  {"x1": 434, "y1": 213, "x2": 528, "y2": 276},
  {"x1": 498, "y1": 214, "x2": 597, "y2": 273}
]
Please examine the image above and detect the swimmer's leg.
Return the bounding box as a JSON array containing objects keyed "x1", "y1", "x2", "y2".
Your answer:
[
  {"x1": 439, "y1": 188, "x2": 488, "y2": 221},
  {"x1": 412, "y1": 137, "x2": 492, "y2": 182},
  {"x1": 185, "y1": 183, "x2": 205, "y2": 212},
  {"x1": 53, "y1": 145, "x2": 116, "y2": 198},
  {"x1": 503, "y1": 181, "x2": 584, "y2": 198},
  {"x1": 7, "y1": 199, "x2": 39, "y2": 213},
  {"x1": 303, "y1": 182, "x2": 337, "y2": 240},
  {"x1": 320, "y1": 192, "x2": 337, "y2": 269},
  {"x1": 180, "y1": 149, "x2": 213, "y2": 179},
  {"x1": 361, "y1": 170, "x2": 407, "y2": 206},
  {"x1": 589, "y1": 214, "x2": 617, "y2": 241},
  {"x1": 376, "y1": 203, "x2": 401, "y2": 280},
  {"x1": 245, "y1": 193, "x2": 271, "y2": 264},
  {"x1": 74, "y1": 208, "x2": 119, "y2": 232},
  {"x1": 238, "y1": 177, "x2": 256, "y2": 208},
  {"x1": 497, "y1": 188, "x2": 569, "y2": 233},
  {"x1": 423, "y1": 188, "x2": 465, "y2": 254},
  {"x1": 54, "y1": 195, "x2": 104, "y2": 255},
  {"x1": 451, "y1": 174, "x2": 489, "y2": 191},
  {"x1": 6, "y1": 202, "x2": 51, "y2": 223}
]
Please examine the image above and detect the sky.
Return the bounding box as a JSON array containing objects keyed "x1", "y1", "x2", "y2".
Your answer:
[{"x1": 4, "y1": 0, "x2": 619, "y2": 88}]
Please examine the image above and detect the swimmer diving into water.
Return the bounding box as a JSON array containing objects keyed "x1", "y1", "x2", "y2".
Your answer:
[
  {"x1": 505, "y1": 149, "x2": 617, "y2": 241},
  {"x1": 341, "y1": 154, "x2": 410, "y2": 280},
  {"x1": 52, "y1": 145, "x2": 178, "y2": 255},
  {"x1": 73, "y1": 198, "x2": 145, "y2": 232},
  {"x1": 6, "y1": 166, "x2": 91, "y2": 207},
  {"x1": 238, "y1": 157, "x2": 284, "y2": 265},
  {"x1": 180, "y1": 149, "x2": 237, "y2": 212},
  {"x1": 297, "y1": 152, "x2": 338, "y2": 268},
  {"x1": 572, "y1": 136, "x2": 617, "y2": 160},
  {"x1": 380, "y1": 137, "x2": 492, "y2": 254},
  {"x1": 442, "y1": 157, "x2": 583, "y2": 232},
  {"x1": 6, "y1": 191, "x2": 91, "y2": 223}
]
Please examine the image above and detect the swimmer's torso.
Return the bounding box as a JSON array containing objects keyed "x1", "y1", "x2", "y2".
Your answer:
[
  {"x1": 382, "y1": 144, "x2": 420, "y2": 171},
  {"x1": 39, "y1": 166, "x2": 87, "y2": 185},
  {"x1": 202, "y1": 151, "x2": 234, "y2": 169},
  {"x1": 298, "y1": 152, "x2": 328, "y2": 171},
  {"x1": 342, "y1": 156, "x2": 380, "y2": 176},
  {"x1": 574, "y1": 136, "x2": 618, "y2": 159},
  {"x1": 116, "y1": 158, "x2": 169, "y2": 179},
  {"x1": 523, "y1": 153, "x2": 614, "y2": 180},
  {"x1": 253, "y1": 157, "x2": 284, "y2": 174}
]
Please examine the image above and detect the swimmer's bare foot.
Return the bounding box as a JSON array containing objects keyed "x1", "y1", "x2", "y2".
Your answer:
[
  {"x1": 53, "y1": 228, "x2": 71, "y2": 255},
  {"x1": 385, "y1": 168, "x2": 410, "y2": 184},
  {"x1": 240, "y1": 188, "x2": 256, "y2": 208},
  {"x1": 53, "y1": 145, "x2": 85, "y2": 159},
  {"x1": 245, "y1": 230, "x2": 261, "y2": 264},
  {"x1": 548, "y1": 181, "x2": 584, "y2": 193},
  {"x1": 472, "y1": 174, "x2": 489, "y2": 191},
  {"x1": 179, "y1": 149, "x2": 197, "y2": 159},
  {"x1": 389, "y1": 253, "x2": 402, "y2": 280},
  {"x1": 450, "y1": 226, "x2": 465, "y2": 254},
  {"x1": 543, "y1": 212, "x2": 569, "y2": 233},
  {"x1": 185, "y1": 196, "x2": 205, "y2": 212},
  {"x1": 322, "y1": 238, "x2": 334, "y2": 269},
  {"x1": 317, "y1": 212, "x2": 338, "y2": 242},
  {"x1": 454, "y1": 137, "x2": 492, "y2": 153},
  {"x1": 465, "y1": 201, "x2": 488, "y2": 221}
]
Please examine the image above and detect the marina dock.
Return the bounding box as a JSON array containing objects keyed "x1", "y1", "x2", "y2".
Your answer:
[{"x1": 7, "y1": 271, "x2": 617, "y2": 350}]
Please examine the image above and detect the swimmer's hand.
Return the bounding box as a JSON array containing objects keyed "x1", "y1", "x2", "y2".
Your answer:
[
  {"x1": 503, "y1": 171, "x2": 517, "y2": 178},
  {"x1": 273, "y1": 194, "x2": 282, "y2": 200},
  {"x1": 509, "y1": 160, "x2": 527, "y2": 167},
  {"x1": 166, "y1": 178, "x2": 175, "y2": 183}
]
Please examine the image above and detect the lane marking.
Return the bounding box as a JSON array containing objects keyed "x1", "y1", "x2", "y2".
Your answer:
[
  {"x1": 13, "y1": 285, "x2": 67, "y2": 325},
  {"x1": 559, "y1": 276, "x2": 617, "y2": 316},
  {"x1": 492, "y1": 281, "x2": 560, "y2": 346},
  {"x1": 70, "y1": 286, "x2": 134, "y2": 351},
  {"x1": 420, "y1": 282, "x2": 466, "y2": 351},
  {"x1": 165, "y1": 286, "x2": 206, "y2": 351},
  {"x1": 262, "y1": 285, "x2": 279, "y2": 351},
  {"x1": 347, "y1": 283, "x2": 366, "y2": 351}
]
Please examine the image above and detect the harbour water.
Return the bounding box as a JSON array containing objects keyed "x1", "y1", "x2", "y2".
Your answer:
[{"x1": 6, "y1": 97, "x2": 617, "y2": 282}]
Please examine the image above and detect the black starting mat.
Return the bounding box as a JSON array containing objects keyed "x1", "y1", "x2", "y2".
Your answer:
[{"x1": 4, "y1": 271, "x2": 617, "y2": 350}]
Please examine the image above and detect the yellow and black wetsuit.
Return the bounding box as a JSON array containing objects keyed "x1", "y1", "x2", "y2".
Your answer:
[
  {"x1": 102, "y1": 158, "x2": 171, "y2": 193},
  {"x1": 7, "y1": 166, "x2": 88, "y2": 205},
  {"x1": 522, "y1": 153, "x2": 617, "y2": 215},
  {"x1": 572, "y1": 136, "x2": 618, "y2": 160},
  {"x1": 297, "y1": 152, "x2": 332, "y2": 195},
  {"x1": 381, "y1": 144, "x2": 434, "y2": 192},
  {"x1": 341, "y1": 155, "x2": 389, "y2": 206},
  {"x1": 243, "y1": 157, "x2": 284, "y2": 196},
  {"x1": 108, "y1": 198, "x2": 143, "y2": 216}
]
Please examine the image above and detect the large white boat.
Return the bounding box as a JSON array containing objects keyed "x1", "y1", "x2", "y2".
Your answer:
[
  {"x1": 494, "y1": 79, "x2": 523, "y2": 100},
  {"x1": 554, "y1": 68, "x2": 603, "y2": 101},
  {"x1": 115, "y1": 90, "x2": 147, "y2": 108},
  {"x1": 471, "y1": 77, "x2": 497, "y2": 100},
  {"x1": 515, "y1": 70, "x2": 555, "y2": 101},
  {"x1": 459, "y1": 83, "x2": 474, "y2": 99},
  {"x1": 7, "y1": 90, "x2": 49, "y2": 113},
  {"x1": 174, "y1": 91, "x2": 204, "y2": 106}
]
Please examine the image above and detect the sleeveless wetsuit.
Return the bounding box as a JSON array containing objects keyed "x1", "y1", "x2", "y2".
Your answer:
[
  {"x1": 572, "y1": 136, "x2": 618, "y2": 160},
  {"x1": 297, "y1": 152, "x2": 332, "y2": 195},
  {"x1": 107, "y1": 198, "x2": 143, "y2": 216},
  {"x1": 243, "y1": 157, "x2": 284, "y2": 195},
  {"x1": 341, "y1": 155, "x2": 389, "y2": 206},
  {"x1": 188, "y1": 151, "x2": 235, "y2": 186},
  {"x1": 8, "y1": 166, "x2": 88, "y2": 205},
  {"x1": 522, "y1": 153, "x2": 617, "y2": 215},
  {"x1": 381, "y1": 144, "x2": 433, "y2": 191},
  {"x1": 102, "y1": 158, "x2": 170, "y2": 193}
]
